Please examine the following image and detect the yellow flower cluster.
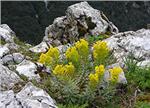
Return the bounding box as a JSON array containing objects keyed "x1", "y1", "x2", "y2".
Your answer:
[
  {"x1": 46, "y1": 47, "x2": 60, "y2": 60},
  {"x1": 109, "y1": 66, "x2": 123, "y2": 82},
  {"x1": 95, "y1": 65, "x2": 105, "y2": 77},
  {"x1": 89, "y1": 73, "x2": 99, "y2": 85},
  {"x1": 53, "y1": 62, "x2": 75, "y2": 76},
  {"x1": 89, "y1": 65, "x2": 105, "y2": 87},
  {"x1": 65, "y1": 47, "x2": 79, "y2": 64},
  {"x1": 38, "y1": 47, "x2": 60, "y2": 66},
  {"x1": 75, "y1": 39, "x2": 89, "y2": 58},
  {"x1": 65, "y1": 39, "x2": 89, "y2": 64},
  {"x1": 93, "y1": 41, "x2": 109, "y2": 62}
]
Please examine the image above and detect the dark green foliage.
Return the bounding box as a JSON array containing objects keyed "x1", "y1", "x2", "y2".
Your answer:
[
  {"x1": 0, "y1": 39, "x2": 6, "y2": 45},
  {"x1": 124, "y1": 53, "x2": 150, "y2": 90},
  {"x1": 58, "y1": 103, "x2": 88, "y2": 108},
  {"x1": 87, "y1": 34, "x2": 109, "y2": 45},
  {"x1": 134, "y1": 101, "x2": 150, "y2": 108},
  {"x1": 14, "y1": 37, "x2": 40, "y2": 62}
]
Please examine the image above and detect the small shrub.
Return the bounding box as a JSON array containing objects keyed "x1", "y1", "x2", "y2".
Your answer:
[
  {"x1": 36, "y1": 39, "x2": 121, "y2": 107},
  {"x1": 124, "y1": 53, "x2": 150, "y2": 90}
]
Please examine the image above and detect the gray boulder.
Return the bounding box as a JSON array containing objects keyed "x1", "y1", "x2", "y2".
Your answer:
[
  {"x1": 104, "y1": 29, "x2": 150, "y2": 67},
  {"x1": 29, "y1": 41, "x2": 50, "y2": 53},
  {"x1": 2, "y1": 54, "x2": 14, "y2": 65},
  {"x1": 0, "y1": 82, "x2": 57, "y2": 108},
  {"x1": 0, "y1": 63, "x2": 22, "y2": 91},
  {"x1": 2, "y1": 53, "x2": 25, "y2": 65},
  {"x1": 0, "y1": 24, "x2": 15, "y2": 43},
  {"x1": 44, "y1": 1, "x2": 118, "y2": 45},
  {"x1": 16, "y1": 60, "x2": 40, "y2": 80},
  {"x1": 0, "y1": 45, "x2": 10, "y2": 58}
]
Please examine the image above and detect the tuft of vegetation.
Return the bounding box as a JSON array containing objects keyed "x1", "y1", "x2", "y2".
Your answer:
[
  {"x1": 14, "y1": 36, "x2": 40, "y2": 62},
  {"x1": 87, "y1": 34, "x2": 109, "y2": 45},
  {"x1": 0, "y1": 39, "x2": 6, "y2": 45},
  {"x1": 32, "y1": 38, "x2": 127, "y2": 107},
  {"x1": 58, "y1": 103, "x2": 88, "y2": 108}
]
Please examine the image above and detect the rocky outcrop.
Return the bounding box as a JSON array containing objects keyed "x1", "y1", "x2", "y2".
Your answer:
[
  {"x1": 2, "y1": 1, "x2": 150, "y2": 45},
  {"x1": 29, "y1": 41, "x2": 51, "y2": 53},
  {"x1": 0, "y1": 45, "x2": 10, "y2": 58},
  {"x1": 104, "y1": 29, "x2": 150, "y2": 67},
  {"x1": 44, "y1": 2, "x2": 118, "y2": 45},
  {"x1": 0, "y1": 24, "x2": 15, "y2": 43},
  {"x1": 30, "y1": 2, "x2": 118, "y2": 53},
  {"x1": 0, "y1": 82, "x2": 57, "y2": 108},
  {"x1": 2, "y1": 53, "x2": 25, "y2": 65},
  {"x1": 0, "y1": 63, "x2": 22, "y2": 91},
  {"x1": 16, "y1": 60, "x2": 40, "y2": 80}
]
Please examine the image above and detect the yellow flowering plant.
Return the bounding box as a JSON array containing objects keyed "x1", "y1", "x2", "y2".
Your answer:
[
  {"x1": 93, "y1": 41, "x2": 109, "y2": 65},
  {"x1": 89, "y1": 73, "x2": 99, "y2": 87},
  {"x1": 37, "y1": 38, "x2": 123, "y2": 107},
  {"x1": 65, "y1": 46, "x2": 80, "y2": 67},
  {"x1": 75, "y1": 39, "x2": 89, "y2": 60},
  {"x1": 38, "y1": 53, "x2": 47, "y2": 64},
  {"x1": 109, "y1": 66, "x2": 123, "y2": 83},
  {"x1": 53, "y1": 62, "x2": 75, "y2": 77},
  {"x1": 38, "y1": 47, "x2": 60, "y2": 69},
  {"x1": 89, "y1": 65, "x2": 105, "y2": 88},
  {"x1": 46, "y1": 47, "x2": 60, "y2": 61}
]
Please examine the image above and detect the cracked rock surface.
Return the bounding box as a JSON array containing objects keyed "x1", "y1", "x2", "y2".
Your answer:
[
  {"x1": 0, "y1": 63, "x2": 22, "y2": 91},
  {"x1": 16, "y1": 60, "x2": 40, "y2": 80},
  {"x1": 31, "y1": 2, "x2": 118, "y2": 53},
  {"x1": 44, "y1": 1, "x2": 118, "y2": 44},
  {"x1": 104, "y1": 29, "x2": 150, "y2": 67},
  {"x1": 0, "y1": 82, "x2": 57, "y2": 108}
]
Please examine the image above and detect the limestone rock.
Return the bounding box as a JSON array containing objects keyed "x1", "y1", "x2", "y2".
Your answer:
[
  {"x1": 16, "y1": 82, "x2": 57, "y2": 108},
  {"x1": 0, "y1": 82, "x2": 57, "y2": 108},
  {"x1": 29, "y1": 41, "x2": 50, "y2": 53},
  {"x1": 44, "y1": 1, "x2": 118, "y2": 45},
  {"x1": 0, "y1": 90, "x2": 19, "y2": 108},
  {"x1": 137, "y1": 60, "x2": 150, "y2": 67},
  {"x1": 2, "y1": 53, "x2": 25, "y2": 65},
  {"x1": 0, "y1": 63, "x2": 22, "y2": 91},
  {"x1": 13, "y1": 53, "x2": 25, "y2": 64},
  {"x1": 0, "y1": 45, "x2": 10, "y2": 58},
  {"x1": 104, "y1": 29, "x2": 150, "y2": 67},
  {"x1": 0, "y1": 24, "x2": 15, "y2": 43},
  {"x1": 2, "y1": 54, "x2": 14, "y2": 65},
  {"x1": 16, "y1": 60, "x2": 40, "y2": 80}
]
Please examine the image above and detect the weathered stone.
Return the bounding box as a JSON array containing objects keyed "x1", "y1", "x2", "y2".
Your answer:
[
  {"x1": 13, "y1": 53, "x2": 25, "y2": 64},
  {"x1": 137, "y1": 60, "x2": 150, "y2": 67},
  {"x1": 2, "y1": 54, "x2": 14, "y2": 65},
  {"x1": 0, "y1": 45, "x2": 10, "y2": 58},
  {"x1": 16, "y1": 60, "x2": 40, "y2": 80},
  {"x1": 16, "y1": 82, "x2": 57, "y2": 108},
  {"x1": 104, "y1": 29, "x2": 150, "y2": 67},
  {"x1": 29, "y1": 41, "x2": 50, "y2": 53},
  {"x1": 44, "y1": 2, "x2": 118, "y2": 45},
  {"x1": 2, "y1": 53, "x2": 25, "y2": 65},
  {"x1": 0, "y1": 90, "x2": 19, "y2": 108},
  {"x1": 0, "y1": 82, "x2": 57, "y2": 108},
  {"x1": 0, "y1": 63, "x2": 22, "y2": 91},
  {"x1": 0, "y1": 24, "x2": 15, "y2": 43}
]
